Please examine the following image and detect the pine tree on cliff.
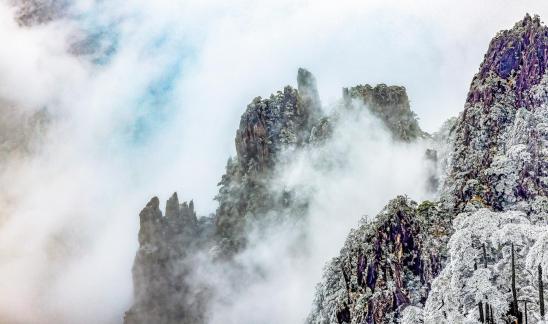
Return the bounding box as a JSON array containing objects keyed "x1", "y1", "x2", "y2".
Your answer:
[
  {"x1": 523, "y1": 300, "x2": 528, "y2": 324},
  {"x1": 540, "y1": 264, "x2": 545, "y2": 319},
  {"x1": 478, "y1": 244, "x2": 488, "y2": 323},
  {"x1": 511, "y1": 243, "x2": 519, "y2": 322},
  {"x1": 483, "y1": 243, "x2": 488, "y2": 268}
]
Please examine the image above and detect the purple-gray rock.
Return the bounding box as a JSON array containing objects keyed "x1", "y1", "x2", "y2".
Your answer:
[
  {"x1": 126, "y1": 68, "x2": 434, "y2": 322},
  {"x1": 445, "y1": 14, "x2": 548, "y2": 213},
  {"x1": 308, "y1": 15, "x2": 548, "y2": 324},
  {"x1": 308, "y1": 198, "x2": 452, "y2": 324}
]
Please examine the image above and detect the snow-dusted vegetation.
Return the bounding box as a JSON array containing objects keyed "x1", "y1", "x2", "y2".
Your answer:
[
  {"x1": 309, "y1": 14, "x2": 548, "y2": 324},
  {"x1": 420, "y1": 208, "x2": 548, "y2": 323},
  {"x1": 0, "y1": 1, "x2": 546, "y2": 323}
]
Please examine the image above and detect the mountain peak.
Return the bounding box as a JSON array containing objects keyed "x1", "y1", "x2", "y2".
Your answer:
[
  {"x1": 297, "y1": 68, "x2": 317, "y2": 91},
  {"x1": 469, "y1": 13, "x2": 547, "y2": 108},
  {"x1": 446, "y1": 15, "x2": 547, "y2": 211},
  {"x1": 515, "y1": 13, "x2": 542, "y2": 28}
]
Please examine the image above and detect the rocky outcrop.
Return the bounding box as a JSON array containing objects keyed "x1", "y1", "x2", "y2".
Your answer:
[
  {"x1": 343, "y1": 84, "x2": 426, "y2": 141},
  {"x1": 308, "y1": 198, "x2": 452, "y2": 324},
  {"x1": 308, "y1": 14, "x2": 548, "y2": 324},
  {"x1": 234, "y1": 67, "x2": 322, "y2": 173},
  {"x1": 298, "y1": 67, "x2": 323, "y2": 128},
  {"x1": 420, "y1": 15, "x2": 548, "y2": 323},
  {"x1": 235, "y1": 86, "x2": 308, "y2": 172},
  {"x1": 124, "y1": 194, "x2": 212, "y2": 324},
  {"x1": 127, "y1": 68, "x2": 432, "y2": 322},
  {"x1": 215, "y1": 71, "x2": 429, "y2": 255},
  {"x1": 467, "y1": 14, "x2": 546, "y2": 109},
  {"x1": 445, "y1": 14, "x2": 548, "y2": 213},
  {"x1": 126, "y1": 69, "x2": 327, "y2": 322},
  {"x1": 215, "y1": 69, "x2": 322, "y2": 254}
]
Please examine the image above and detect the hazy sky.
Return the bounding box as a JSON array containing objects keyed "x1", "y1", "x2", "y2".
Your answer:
[
  {"x1": 66, "y1": 0, "x2": 548, "y2": 213},
  {"x1": 0, "y1": 0, "x2": 547, "y2": 323},
  {"x1": 2, "y1": 0, "x2": 547, "y2": 212}
]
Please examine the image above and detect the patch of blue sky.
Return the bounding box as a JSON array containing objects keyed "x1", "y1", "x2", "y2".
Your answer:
[
  {"x1": 69, "y1": 2, "x2": 198, "y2": 150},
  {"x1": 121, "y1": 22, "x2": 198, "y2": 146},
  {"x1": 128, "y1": 48, "x2": 191, "y2": 146}
]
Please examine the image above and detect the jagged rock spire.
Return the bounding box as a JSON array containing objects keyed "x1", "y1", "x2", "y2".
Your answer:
[
  {"x1": 137, "y1": 197, "x2": 161, "y2": 245},
  {"x1": 126, "y1": 193, "x2": 204, "y2": 324},
  {"x1": 165, "y1": 192, "x2": 179, "y2": 218},
  {"x1": 297, "y1": 67, "x2": 322, "y2": 122}
]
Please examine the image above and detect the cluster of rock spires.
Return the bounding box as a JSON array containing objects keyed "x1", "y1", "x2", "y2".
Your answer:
[
  {"x1": 124, "y1": 195, "x2": 212, "y2": 324},
  {"x1": 126, "y1": 14, "x2": 547, "y2": 324},
  {"x1": 126, "y1": 66, "x2": 426, "y2": 323}
]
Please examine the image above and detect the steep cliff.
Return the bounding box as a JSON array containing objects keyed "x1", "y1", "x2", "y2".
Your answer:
[
  {"x1": 343, "y1": 84, "x2": 426, "y2": 141},
  {"x1": 126, "y1": 67, "x2": 427, "y2": 323},
  {"x1": 215, "y1": 68, "x2": 321, "y2": 254},
  {"x1": 308, "y1": 198, "x2": 451, "y2": 324},
  {"x1": 124, "y1": 194, "x2": 213, "y2": 324},
  {"x1": 444, "y1": 13, "x2": 548, "y2": 213},
  {"x1": 308, "y1": 14, "x2": 547, "y2": 324},
  {"x1": 214, "y1": 68, "x2": 425, "y2": 255}
]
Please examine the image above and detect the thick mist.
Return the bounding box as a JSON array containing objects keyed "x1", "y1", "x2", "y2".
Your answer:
[{"x1": 0, "y1": 0, "x2": 547, "y2": 323}]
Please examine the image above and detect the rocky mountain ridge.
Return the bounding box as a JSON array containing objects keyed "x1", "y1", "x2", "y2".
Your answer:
[
  {"x1": 125, "y1": 67, "x2": 427, "y2": 323},
  {"x1": 309, "y1": 14, "x2": 548, "y2": 324},
  {"x1": 126, "y1": 14, "x2": 547, "y2": 324}
]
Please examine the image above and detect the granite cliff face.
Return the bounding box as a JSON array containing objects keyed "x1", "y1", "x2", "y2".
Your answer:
[
  {"x1": 124, "y1": 195, "x2": 209, "y2": 324},
  {"x1": 343, "y1": 84, "x2": 426, "y2": 141},
  {"x1": 126, "y1": 67, "x2": 426, "y2": 323},
  {"x1": 417, "y1": 15, "x2": 548, "y2": 324},
  {"x1": 215, "y1": 69, "x2": 321, "y2": 254},
  {"x1": 309, "y1": 15, "x2": 548, "y2": 324},
  {"x1": 445, "y1": 14, "x2": 548, "y2": 213},
  {"x1": 308, "y1": 198, "x2": 452, "y2": 324},
  {"x1": 126, "y1": 15, "x2": 547, "y2": 324}
]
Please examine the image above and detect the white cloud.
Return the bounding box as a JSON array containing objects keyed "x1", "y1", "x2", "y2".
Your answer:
[{"x1": 0, "y1": 0, "x2": 546, "y2": 322}]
